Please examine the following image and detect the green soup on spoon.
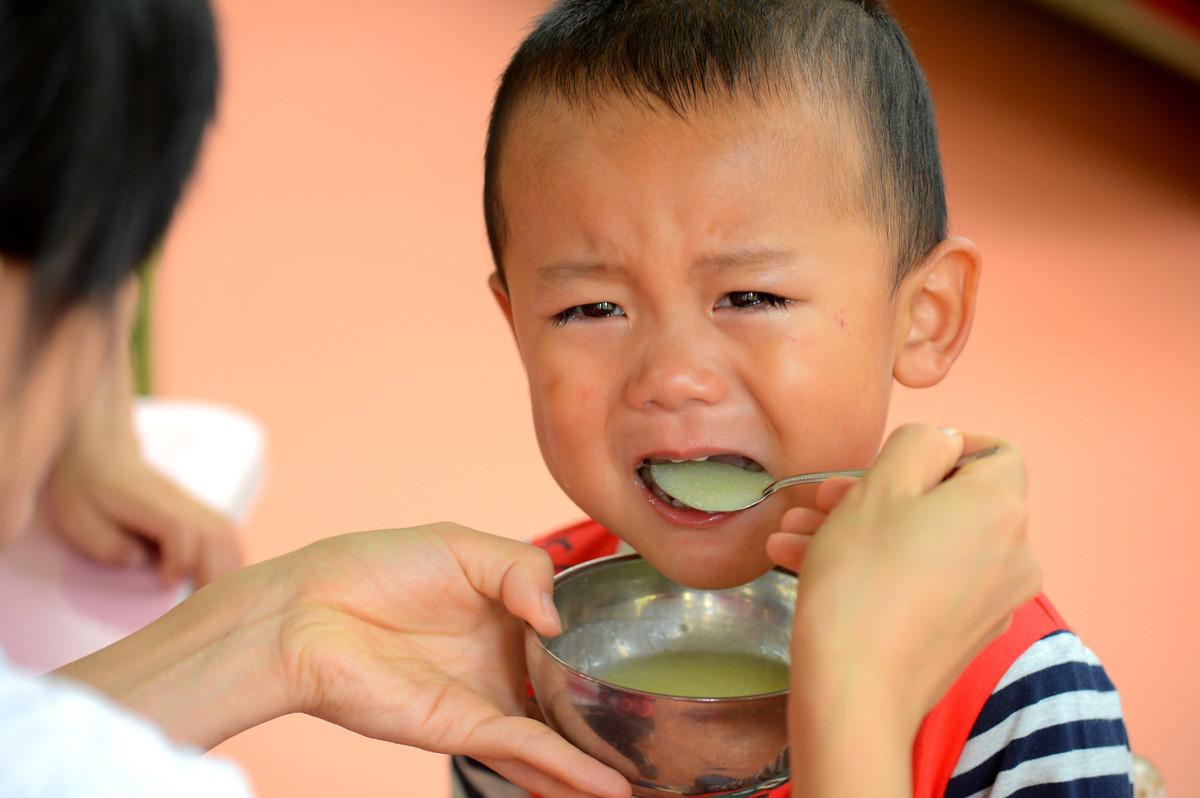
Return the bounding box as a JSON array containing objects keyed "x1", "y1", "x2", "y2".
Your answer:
[{"x1": 648, "y1": 459, "x2": 773, "y2": 513}]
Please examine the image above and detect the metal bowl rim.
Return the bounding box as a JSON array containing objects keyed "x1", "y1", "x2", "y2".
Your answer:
[{"x1": 529, "y1": 552, "x2": 795, "y2": 703}]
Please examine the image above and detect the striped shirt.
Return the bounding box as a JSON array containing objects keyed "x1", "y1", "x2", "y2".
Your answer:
[
  {"x1": 452, "y1": 631, "x2": 1131, "y2": 798},
  {"x1": 945, "y1": 631, "x2": 1131, "y2": 798}
]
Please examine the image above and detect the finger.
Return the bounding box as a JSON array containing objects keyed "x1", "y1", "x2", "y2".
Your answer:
[
  {"x1": 97, "y1": 469, "x2": 233, "y2": 586},
  {"x1": 195, "y1": 528, "x2": 244, "y2": 587},
  {"x1": 158, "y1": 521, "x2": 201, "y2": 586},
  {"x1": 779, "y1": 506, "x2": 824, "y2": 535},
  {"x1": 98, "y1": 467, "x2": 233, "y2": 550},
  {"x1": 468, "y1": 716, "x2": 630, "y2": 798},
  {"x1": 862, "y1": 424, "x2": 965, "y2": 499},
  {"x1": 47, "y1": 496, "x2": 147, "y2": 568},
  {"x1": 813, "y1": 476, "x2": 858, "y2": 513},
  {"x1": 444, "y1": 527, "x2": 563, "y2": 637},
  {"x1": 482, "y1": 758, "x2": 630, "y2": 798},
  {"x1": 766, "y1": 532, "x2": 810, "y2": 572},
  {"x1": 185, "y1": 502, "x2": 242, "y2": 588},
  {"x1": 501, "y1": 545, "x2": 562, "y2": 638}
]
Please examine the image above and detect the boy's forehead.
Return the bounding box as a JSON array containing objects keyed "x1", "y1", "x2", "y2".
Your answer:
[{"x1": 498, "y1": 92, "x2": 870, "y2": 264}]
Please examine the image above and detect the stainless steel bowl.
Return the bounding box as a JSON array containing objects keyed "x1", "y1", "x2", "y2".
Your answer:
[{"x1": 525, "y1": 554, "x2": 796, "y2": 798}]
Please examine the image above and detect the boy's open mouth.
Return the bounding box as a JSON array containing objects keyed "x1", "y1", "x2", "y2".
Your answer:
[{"x1": 636, "y1": 454, "x2": 767, "y2": 512}]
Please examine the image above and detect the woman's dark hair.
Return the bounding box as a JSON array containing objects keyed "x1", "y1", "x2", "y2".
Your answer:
[{"x1": 0, "y1": 0, "x2": 219, "y2": 341}]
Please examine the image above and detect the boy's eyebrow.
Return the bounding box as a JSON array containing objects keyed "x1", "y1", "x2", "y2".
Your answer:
[
  {"x1": 535, "y1": 260, "x2": 631, "y2": 288},
  {"x1": 534, "y1": 247, "x2": 796, "y2": 288},
  {"x1": 693, "y1": 246, "x2": 797, "y2": 273}
]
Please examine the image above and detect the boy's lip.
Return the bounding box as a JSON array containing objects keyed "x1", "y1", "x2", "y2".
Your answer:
[{"x1": 632, "y1": 446, "x2": 768, "y2": 468}]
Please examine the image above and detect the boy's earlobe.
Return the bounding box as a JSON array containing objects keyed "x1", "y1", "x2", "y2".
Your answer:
[
  {"x1": 488, "y1": 271, "x2": 516, "y2": 334},
  {"x1": 893, "y1": 237, "x2": 981, "y2": 389}
]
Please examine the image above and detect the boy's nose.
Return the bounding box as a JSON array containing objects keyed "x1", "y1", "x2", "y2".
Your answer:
[{"x1": 624, "y1": 342, "x2": 726, "y2": 411}]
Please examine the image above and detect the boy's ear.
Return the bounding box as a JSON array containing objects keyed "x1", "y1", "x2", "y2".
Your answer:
[
  {"x1": 892, "y1": 236, "x2": 981, "y2": 388},
  {"x1": 488, "y1": 271, "x2": 516, "y2": 335}
]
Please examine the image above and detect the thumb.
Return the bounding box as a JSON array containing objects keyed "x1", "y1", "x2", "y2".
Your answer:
[
  {"x1": 499, "y1": 544, "x2": 563, "y2": 639},
  {"x1": 46, "y1": 497, "x2": 147, "y2": 568},
  {"x1": 443, "y1": 527, "x2": 562, "y2": 637}
]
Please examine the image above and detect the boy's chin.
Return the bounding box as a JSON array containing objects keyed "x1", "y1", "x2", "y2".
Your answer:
[{"x1": 637, "y1": 545, "x2": 776, "y2": 590}]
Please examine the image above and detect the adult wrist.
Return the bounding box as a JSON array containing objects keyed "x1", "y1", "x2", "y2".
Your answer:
[
  {"x1": 56, "y1": 560, "x2": 296, "y2": 749},
  {"x1": 790, "y1": 590, "x2": 929, "y2": 738},
  {"x1": 789, "y1": 649, "x2": 916, "y2": 797}
]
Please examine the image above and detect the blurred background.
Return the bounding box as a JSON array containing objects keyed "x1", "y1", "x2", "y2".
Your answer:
[{"x1": 149, "y1": 0, "x2": 1200, "y2": 794}]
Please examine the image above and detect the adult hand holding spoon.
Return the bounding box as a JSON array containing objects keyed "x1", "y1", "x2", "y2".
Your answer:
[{"x1": 767, "y1": 424, "x2": 1041, "y2": 798}]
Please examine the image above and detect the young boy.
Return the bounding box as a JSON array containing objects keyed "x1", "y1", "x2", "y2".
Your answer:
[{"x1": 455, "y1": 1, "x2": 1132, "y2": 795}]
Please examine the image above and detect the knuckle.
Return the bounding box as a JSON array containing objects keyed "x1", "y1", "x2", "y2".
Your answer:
[
  {"x1": 983, "y1": 483, "x2": 1026, "y2": 528},
  {"x1": 893, "y1": 422, "x2": 935, "y2": 446},
  {"x1": 525, "y1": 545, "x2": 554, "y2": 572},
  {"x1": 834, "y1": 479, "x2": 871, "y2": 511},
  {"x1": 431, "y1": 521, "x2": 471, "y2": 539},
  {"x1": 1000, "y1": 492, "x2": 1027, "y2": 527},
  {"x1": 89, "y1": 531, "x2": 131, "y2": 564},
  {"x1": 93, "y1": 540, "x2": 126, "y2": 564},
  {"x1": 1000, "y1": 443, "x2": 1027, "y2": 478},
  {"x1": 523, "y1": 718, "x2": 557, "y2": 745}
]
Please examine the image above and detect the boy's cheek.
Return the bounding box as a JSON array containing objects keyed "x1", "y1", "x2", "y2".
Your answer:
[
  {"x1": 530, "y1": 371, "x2": 604, "y2": 433},
  {"x1": 529, "y1": 376, "x2": 613, "y2": 482}
]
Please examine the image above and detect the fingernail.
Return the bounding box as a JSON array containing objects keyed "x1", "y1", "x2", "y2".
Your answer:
[
  {"x1": 542, "y1": 593, "x2": 563, "y2": 635},
  {"x1": 937, "y1": 426, "x2": 960, "y2": 437}
]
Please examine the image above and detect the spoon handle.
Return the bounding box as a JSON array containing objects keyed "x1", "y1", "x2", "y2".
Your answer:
[{"x1": 764, "y1": 445, "x2": 1000, "y2": 495}]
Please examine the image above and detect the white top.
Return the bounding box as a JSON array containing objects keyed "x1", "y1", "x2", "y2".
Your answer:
[{"x1": 0, "y1": 648, "x2": 252, "y2": 798}]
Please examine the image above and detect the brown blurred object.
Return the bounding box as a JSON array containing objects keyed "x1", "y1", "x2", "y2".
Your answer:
[
  {"x1": 1029, "y1": 0, "x2": 1200, "y2": 82},
  {"x1": 1134, "y1": 754, "x2": 1167, "y2": 797}
]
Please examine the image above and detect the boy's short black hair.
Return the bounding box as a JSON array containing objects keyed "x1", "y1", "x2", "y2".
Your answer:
[
  {"x1": 0, "y1": 0, "x2": 219, "y2": 342},
  {"x1": 484, "y1": 0, "x2": 946, "y2": 288}
]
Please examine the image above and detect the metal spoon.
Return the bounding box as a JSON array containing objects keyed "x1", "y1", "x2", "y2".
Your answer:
[
  {"x1": 727, "y1": 445, "x2": 1000, "y2": 512},
  {"x1": 652, "y1": 444, "x2": 998, "y2": 513}
]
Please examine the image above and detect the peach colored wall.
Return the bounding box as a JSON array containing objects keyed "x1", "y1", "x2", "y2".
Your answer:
[{"x1": 155, "y1": 0, "x2": 1199, "y2": 795}]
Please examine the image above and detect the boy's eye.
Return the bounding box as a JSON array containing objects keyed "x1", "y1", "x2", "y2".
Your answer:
[
  {"x1": 715, "y1": 291, "x2": 792, "y2": 311},
  {"x1": 554, "y1": 301, "x2": 626, "y2": 326}
]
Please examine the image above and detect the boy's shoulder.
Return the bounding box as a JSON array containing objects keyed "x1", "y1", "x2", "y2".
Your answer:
[
  {"x1": 944, "y1": 628, "x2": 1132, "y2": 797},
  {"x1": 914, "y1": 596, "x2": 1071, "y2": 795}
]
